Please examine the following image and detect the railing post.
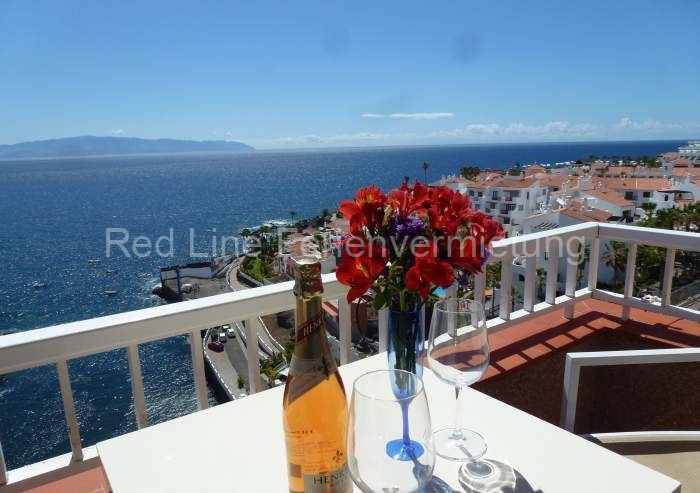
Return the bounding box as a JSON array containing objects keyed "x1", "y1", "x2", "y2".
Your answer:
[
  {"x1": 56, "y1": 360, "x2": 83, "y2": 462},
  {"x1": 560, "y1": 354, "x2": 581, "y2": 432},
  {"x1": 499, "y1": 251, "x2": 513, "y2": 320},
  {"x1": 661, "y1": 248, "x2": 676, "y2": 306},
  {"x1": 622, "y1": 243, "x2": 638, "y2": 320},
  {"x1": 244, "y1": 319, "x2": 262, "y2": 394},
  {"x1": 127, "y1": 344, "x2": 149, "y2": 428},
  {"x1": 545, "y1": 244, "x2": 559, "y2": 305},
  {"x1": 190, "y1": 329, "x2": 209, "y2": 409},
  {"x1": 564, "y1": 237, "x2": 580, "y2": 320},
  {"x1": 523, "y1": 254, "x2": 536, "y2": 312},
  {"x1": 338, "y1": 297, "x2": 352, "y2": 366},
  {"x1": 588, "y1": 237, "x2": 600, "y2": 292},
  {"x1": 378, "y1": 308, "x2": 388, "y2": 353}
]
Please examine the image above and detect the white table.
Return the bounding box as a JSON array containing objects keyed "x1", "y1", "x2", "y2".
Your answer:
[{"x1": 97, "y1": 354, "x2": 680, "y2": 493}]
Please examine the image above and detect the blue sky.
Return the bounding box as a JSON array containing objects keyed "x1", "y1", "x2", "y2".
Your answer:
[{"x1": 1, "y1": 0, "x2": 699, "y2": 148}]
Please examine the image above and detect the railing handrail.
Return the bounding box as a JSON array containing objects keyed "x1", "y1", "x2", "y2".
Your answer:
[
  {"x1": 0, "y1": 273, "x2": 345, "y2": 376},
  {"x1": 3, "y1": 222, "x2": 700, "y2": 377}
]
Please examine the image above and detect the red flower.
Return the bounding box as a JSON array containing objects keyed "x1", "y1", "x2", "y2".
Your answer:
[
  {"x1": 388, "y1": 181, "x2": 430, "y2": 217},
  {"x1": 336, "y1": 245, "x2": 389, "y2": 303},
  {"x1": 405, "y1": 255, "x2": 455, "y2": 300},
  {"x1": 338, "y1": 185, "x2": 386, "y2": 234},
  {"x1": 444, "y1": 213, "x2": 504, "y2": 273},
  {"x1": 427, "y1": 186, "x2": 472, "y2": 236}
]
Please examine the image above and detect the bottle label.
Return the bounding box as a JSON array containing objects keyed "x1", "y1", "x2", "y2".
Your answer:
[
  {"x1": 302, "y1": 463, "x2": 351, "y2": 493},
  {"x1": 296, "y1": 314, "x2": 323, "y2": 343}
]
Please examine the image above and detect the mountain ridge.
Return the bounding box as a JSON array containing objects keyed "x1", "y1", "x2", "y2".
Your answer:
[{"x1": 0, "y1": 136, "x2": 254, "y2": 159}]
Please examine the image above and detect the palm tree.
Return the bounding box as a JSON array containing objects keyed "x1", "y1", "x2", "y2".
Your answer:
[
  {"x1": 422, "y1": 162, "x2": 429, "y2": 182},
  {"x1": 602, "y1": 241, "x2": 627, "y2": 289}
]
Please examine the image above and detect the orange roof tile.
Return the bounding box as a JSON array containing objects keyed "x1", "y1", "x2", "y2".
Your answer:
[
  {"x1": 559, "y1": 204, "x2": 612, "y2": 223},
  {"x1": 594, "y1": 177, "x2": 671, "y2": 191},
  {"x1": 582, "y1": 188, "x2": 635, "y2": 207},
  {"x1": 671, "y1": 157, "x2": 694, "y2": 167},
  {"x1": 672, "y1": 167, "x2": 700, "y2": 177}
]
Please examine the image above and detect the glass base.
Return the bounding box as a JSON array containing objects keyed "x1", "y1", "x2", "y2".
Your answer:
[
  {"x1": 432, "y1": 427, "x2": 487, "y2": 461},
  {"x1": 458, "y1": 458, "x2": 516, "y2": 493},
  {"x1": 385, "y1": 438, "x2": 425, "y2": 461}
]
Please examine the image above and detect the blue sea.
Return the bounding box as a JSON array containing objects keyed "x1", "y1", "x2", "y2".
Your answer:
[{"x1": 0, "y1": 140, "x2": 685, "y2": 469}]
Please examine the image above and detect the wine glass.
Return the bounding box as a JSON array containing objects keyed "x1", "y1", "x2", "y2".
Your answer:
[
  {"x1": 428, "y1": 298, "x2": 492, "y2": 481},
  {"x1": 348, "y1": 369, "x2": 435, "y2": 493}
]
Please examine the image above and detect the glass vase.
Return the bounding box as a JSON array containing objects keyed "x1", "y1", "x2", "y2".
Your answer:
[{"x1": 387, "y1": 307, "x2": 425, "y2": 377}]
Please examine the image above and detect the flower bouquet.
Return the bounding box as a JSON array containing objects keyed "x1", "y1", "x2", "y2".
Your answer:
[{"x1": 336, "y1": 181, "x2": 503, "y2": 375}]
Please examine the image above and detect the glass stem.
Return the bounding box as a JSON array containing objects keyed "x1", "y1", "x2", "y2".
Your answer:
[{"x1": 453, "y1": 384, "x2": 464, "y2": 439}]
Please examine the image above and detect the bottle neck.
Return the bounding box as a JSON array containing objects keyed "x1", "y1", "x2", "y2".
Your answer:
[{"x1": 292, "y1": 293, "x2": 334, "y2": 365}]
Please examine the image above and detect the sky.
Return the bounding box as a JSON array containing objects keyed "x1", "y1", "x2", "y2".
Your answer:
[{"x1": 1, "y1": 0, "x2": 699, "y2": 149}]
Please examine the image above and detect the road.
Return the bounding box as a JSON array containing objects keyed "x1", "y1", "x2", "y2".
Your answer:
[{"x1": 226, "y1": 261, "x2": 285, "y2": 357}]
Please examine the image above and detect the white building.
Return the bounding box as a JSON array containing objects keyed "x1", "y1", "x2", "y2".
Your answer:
[{"x1": 466, "y1": 175, "x2": 547, "y2": 237}]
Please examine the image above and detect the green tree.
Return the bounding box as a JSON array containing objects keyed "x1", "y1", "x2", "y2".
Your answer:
[
  {"x1": 460, "y1": 166, "x2": 480, "y2": 181},
  {"x1": 289, "y1": 210, "x2": 297, "y2": 224},
  {"x1": 240, "y1": 228, "x2": 251, "y2": 238},
  {"x1": 422, "y1": 161, "x2": 430, "y2": 182},
  {"x1": 237, "y1": 376, "x2": 245, "y2": 389}
]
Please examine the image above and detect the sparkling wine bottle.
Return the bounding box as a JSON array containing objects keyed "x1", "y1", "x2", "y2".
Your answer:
[{"x1": 283, "y1": 256, "x2": 352, "y2": 493}]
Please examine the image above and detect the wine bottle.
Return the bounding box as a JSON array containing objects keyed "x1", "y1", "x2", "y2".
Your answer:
[{"x1": 283, "y1": 256, "x2": 352, "y2": 493}]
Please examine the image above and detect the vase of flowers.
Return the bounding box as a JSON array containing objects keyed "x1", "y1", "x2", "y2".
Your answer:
[{"x1": 335, "y1": 181, "x2": 503, "y2": 375}]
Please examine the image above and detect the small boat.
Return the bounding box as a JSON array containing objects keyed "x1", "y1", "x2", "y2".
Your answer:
[
  {"x1": 104, "y1": 290, "x2": 118, "y2": 296},
  {"x1": 88, "y1": 259, "x2": 101, "y2": 265},
  {"x1": 32, "y1": 282, "x2": 47, "y2": 289}
]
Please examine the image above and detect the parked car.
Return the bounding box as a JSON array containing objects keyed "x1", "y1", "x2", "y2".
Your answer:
[
  {"x1": 218, "y1": 331, "x2": 227, "y2": 343},
  {"x1": 207, "y1": 341, "x2": 224, "y2": 352},
  {"x1": 210, "y1": 331, "x2": 219, "y2": 342},
  {"x1": 225, "y1": 325, "x2": 236, "y2": 339}
]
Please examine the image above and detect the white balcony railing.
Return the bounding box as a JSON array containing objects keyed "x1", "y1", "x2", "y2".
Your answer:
[{"x1": 0, "y1": 222, "x2": 699, "y2": 488}]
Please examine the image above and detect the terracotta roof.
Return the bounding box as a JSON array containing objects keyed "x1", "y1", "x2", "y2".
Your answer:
[
  {"x1": 559, "y1": 203, "x2": 612, "y2": 223},
  {"x1": 592, "y1": 160, "x2": 607, "y2": 169},
  {"x1": 537, "y1": 175, "x2": 578, "y2": 188},
  {"x1": 604, "y1": 166, "x2": 635, "y2": 175},
  {"x1": 594, "y1": 177, "x2": 671, "y2": 191},
  {"x1": 581, "y1": 189, "x2": 634, "y2": 207},
  {"x1": 671, "y1": 157, "x2": 693, "y2": 167},
  {"x1": 524, "y1": 165, "x2": 545, "y2": 176},
  {"x1": 660, "y1": 151, "x2": 680, "y2": 161},
  {"x1": 672, "y1": 167, "x2": 700, "y2": 177},
  {"x1": 494, "y1": 177, "x2": 538, "y2": 189}
]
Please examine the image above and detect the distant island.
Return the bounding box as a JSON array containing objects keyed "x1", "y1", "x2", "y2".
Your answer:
[{"x1": 0, "y1": 136, "x2": 254, "y2": 159}]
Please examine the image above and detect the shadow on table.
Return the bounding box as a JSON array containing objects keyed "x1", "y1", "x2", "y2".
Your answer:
[{"x1": 425, "y1": 466, "x2": 542, "y2": 493}]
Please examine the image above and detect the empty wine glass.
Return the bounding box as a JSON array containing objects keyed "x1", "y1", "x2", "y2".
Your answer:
[
  {"x1": 428, "y1": 298, "x2": 492, "y2": 481},
  {"x1": 348, "y1": 369, "x2": 435, "y2": 493}
]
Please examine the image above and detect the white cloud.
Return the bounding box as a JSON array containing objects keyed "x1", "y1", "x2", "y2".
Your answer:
[
  {"x1": 111, "y1": 129, "x2": 125, "y2": 136},
  {"x1": 617, "y1": 117, "x2": 680, "y2": 131},
  {"x1": 361, "y1": 112, "x2": 454, "y2": 120},
  {"x1": 436, "y1": 121, "x2": 598, "y2": 138},
  {"x1": 260, "y1": 132, "x2": 390, "y2": 147}
]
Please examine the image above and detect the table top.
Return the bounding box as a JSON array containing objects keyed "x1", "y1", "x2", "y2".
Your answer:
[{"x1": 97, "y1": 353, "x2": 679, "y2": 493}]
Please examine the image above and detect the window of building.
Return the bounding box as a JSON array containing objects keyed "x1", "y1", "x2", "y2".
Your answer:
[
  {"x1": 518, "y1": 204, "x2": 524, "y2": 211},
  {"x1": 503, "y1": 217, "x2": 511, "y2": 224},
  {"x1": 492, "y1": 191, "x2": 499, "y2": 200},
  {"x1": 478, "y1": 192, "x2": 483, "y2": 197},
  {"x1": 664, "y1": 195, "x2": 669, "y2": 202},
  {"x1": 506, "y1": 203, "x2": 516, "y2": 211},
  {"x1": 469, "y1": 190, "x2": 474, "y2": 196},
  {"x1": 624, "y1": 191, "x2": 634, "y2": 200},
  {"x1": 526, "y1": 191, "x2": 530, "y2": 199},
  {"x1": 642, "y1": 191, "x2": 651, "y2": 198}
]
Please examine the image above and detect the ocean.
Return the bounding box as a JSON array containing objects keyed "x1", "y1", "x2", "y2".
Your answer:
[{"x1": 0, "y1": 140, "x2": 686, "y2": 469}]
